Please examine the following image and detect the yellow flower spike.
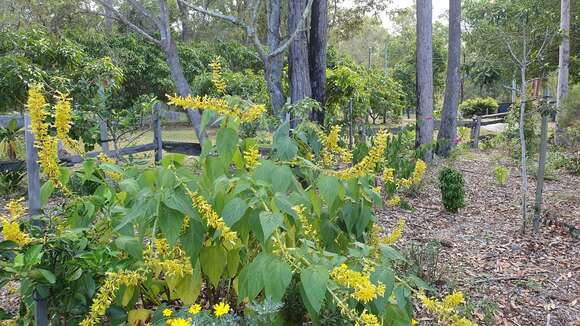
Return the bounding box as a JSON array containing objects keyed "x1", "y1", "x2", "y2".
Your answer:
[
  {"x1": 243, "y1": 145, "x2": 261, "y2": 170},
  {"x1": 443, "y1": 291, "x2": 465, "y2": 309},
  {"x1": 209, "y1": 56, "x2": 226, "y2": 94},
  {"x1": 167, "y1": 94, "x2": 265, "y2": 123},
  {"x1": 162, "y1": 308, "x2": 173, "y2": 317},
  {"x1": 387, "y1": 195, "x2": 401, "y2": 207},
  {"x1": 292, "y1": 205, "x2": 318, "y2": 240},
  {"x1": 318, "y1": 125, "x2": 352, "y2": 167},
  {"x1": 330, "y1": 264, "x2": 385, "y2": 303},
  {"x1": 1, "y1": 220, "x2": 31, "y2": 246},
  {"x1": 26, "y1": 84, "x2": 49, "y2": 141},
  {"x1": 6, "y1": 198, "x2": 26, "y2": 220},
  {"x1": 411, "y1": 159, "x2": 427, "y2": 184},
  {"x1": 213, "y1": 302, "x2": 230, "y2": 317},
  {"x1": 188, "y1": 303, "x2": 201, "y2": 315},
  {"x1": 188, "y1": 190, "x2": 238, "y2": 247},
  {"x1": 327, "y1": 129, "x2": 389, "y2": 180},
  {"x1": 382, "y1": 168, "x2": 395, "y2": 183},
  {"x1": 54, "y1": 92, "x2": 73, "y2": 142},
  {"x1": 382, "y1": 219, "x2": 405, "y2": 245},
  {"x1": 241, "y1": 104, "x2": 266, "y2": 123}
]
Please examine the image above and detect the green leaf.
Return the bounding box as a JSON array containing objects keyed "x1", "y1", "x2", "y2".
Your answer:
[
  {"x1": 221, "y1": 198, "x2": 248, "y2": 226},
  {"x1": 168, "y1": 262, "x2": 202, "y2": 304},
  {"x1": 180, "y1": 215, "x2": 205, "y2": 267},
  {"x1": 318, "y1": 175, "x2": 341, "y2": 207},
  {"x1": 263, "y1": 257, "x2": 292, "y2": 302},
  {"x1": 114, "y1": 236, "x2": 142, "y2": 260},
  {"x1": 272, "y1": 122, "x2": 297, "y2": 160},
  {"x1": 300, "y1": 265, "x2": 329, "y2": 314},
  {"x1": 237, "y1": 252, "x2": 269, "y2": 302},
  {"x1": 259, "y1": 211, "x2": 283, "y2": 242},
  {"x1": 271, "y1": 166, "x2": 294, "y2": 193},
  {"x1": 40, "y1": 181, "x2": 54, "y2": 207},
  {"x1": 38, "y1": 269, "x2": 56, "y2": 284},
  {"x1": 158, "y1": 204, "x2": 184, "y2": 247},
  {"x1": 200, "y1": 246, "x2": 227, "y2": 287},
  {"x1": 380, "y1": 246, "x2": 407, "y2": 262},
  {"x1": 217, "y1": 127, "x2": 239, "y2": 163}
]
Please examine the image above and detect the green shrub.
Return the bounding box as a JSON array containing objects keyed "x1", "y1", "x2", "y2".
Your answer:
[
  {"x1": 493, "y1": 166, "x2": 509, "y2": 186},
  {"x1": 565, "y1": 156, "x2": 580, "y2": 175},
  {"x1": 438, "y1": 167, "x2": 465, "y2": 213},
  {"x1": 559, "y1": 84, "x2": 580, "y2": 148},
  {"x1": 459, "y1": 97, "x2": 498, "y2": 118}
]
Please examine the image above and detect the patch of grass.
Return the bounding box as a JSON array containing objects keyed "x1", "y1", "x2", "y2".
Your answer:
[{"x1": 463, "y1": 297, "x2": 499, "y2": 325}]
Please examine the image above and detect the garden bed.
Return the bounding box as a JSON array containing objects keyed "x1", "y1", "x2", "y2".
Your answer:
[{"x1": 380, "y1": 149, "x2": 579, "y2": 325}]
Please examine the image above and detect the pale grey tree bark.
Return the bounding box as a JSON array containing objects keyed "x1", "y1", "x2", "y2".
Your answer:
[
  {"x1": 309, "y1": 0, "x2": 328, "y2": 124},
  {"x1": 265, "y1": 0, "x2": 285, "y2": 114},
  {"x1": 555, "y1": 0, "x2": 570, "y2": 145},
  {"x1": 177, "y1": 0, "x2": 193, "y2": 41},
  {"x1": 104, "y1": 0, "x2": 114, "y2": 33},
  {"x1": 436, "y1": 0, "x2": 461, "y2": 157},
  {"x1": 288, "y1": 0, "x2": 312, "y2": 105},
  {"x1": 416, "y1": 0, "x2": 434, "y2": 161}
]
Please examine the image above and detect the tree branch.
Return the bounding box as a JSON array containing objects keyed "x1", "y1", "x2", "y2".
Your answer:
[
  {"x1": 93, "y1": 0, "x2": 160, "y2": 46},
  {"x1": 127, "y1": 0, "x2": 162, "y2": 30},
  {"x1": 499, "y1": 30, "x2": 522, "y2": 67},
  {"x1": 268, "y1": 0, "x2": 314, "y2": 58}
]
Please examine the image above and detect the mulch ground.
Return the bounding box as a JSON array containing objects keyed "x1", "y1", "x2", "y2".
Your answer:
[{"x1": 378, "y1": 149, "x2": 579, "y2": 326}]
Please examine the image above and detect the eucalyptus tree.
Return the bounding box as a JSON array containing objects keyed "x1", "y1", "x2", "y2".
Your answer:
[
  {"x1": 309, "y1": 0, "x2": 328, "y2": 124},
  {"x1": 415, "y1": 0, "x2": 434, "y2": 162},
  {"x1": 186, "y1": 0, "x2": 315, "y2": 116},
  {"x1": 556, "y1": 0, "x2": 570, "y2": 144},
  {"x1": 94, "y1": 0, "x2": 206, "y2": 142},
  {"x1": 436, "y1": 0, "x2": 461, "y2": 157}
]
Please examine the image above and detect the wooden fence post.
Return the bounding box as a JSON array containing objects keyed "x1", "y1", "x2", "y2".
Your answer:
[
  {"x1": 153, "y1": 103, "x2": 163, "y2": 162},
  {"x1": 24, "y1": 114, "x2": 49, "y2": 326},
  {"x1": 470, "y1": 116, "x2": 481, "y2": 148}
]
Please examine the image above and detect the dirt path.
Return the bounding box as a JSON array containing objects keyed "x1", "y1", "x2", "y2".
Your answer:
[{"x1": 378, "y1": 150, "x2": 579, "y2": 326}]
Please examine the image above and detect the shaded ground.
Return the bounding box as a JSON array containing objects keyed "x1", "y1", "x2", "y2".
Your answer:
[{"x1": 378, "y1": 149, "x2": 579, "y2": 326}]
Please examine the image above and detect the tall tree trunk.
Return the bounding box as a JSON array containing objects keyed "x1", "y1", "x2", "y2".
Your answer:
[
  {"x1": 265, "y1": 0, "x2": 285, "y2": 116},
  {"x1": 103, "y1": 0, "x2": 113, "y2": 32},
  {"x1": 436, "y1": 0, "x2": 461, "y2": 157},
  {"x1": 519, "y1": 62, "x2": 529, "y2": 232},
  {"x1": 177, "y1": 0, "x2": 193, "y2": 41},
  {"x1": 415, "y1": 0, "x2": 434, "y2": 161},
  {"x1": 555, "y1": 0, "x2": 570, "y2": 145},
  {"x1": 288, "y1": 0, "x2": 312, "y2": 107},
  {"x1": 309, "y1": 0, "x2": 327, "y2": 125}
]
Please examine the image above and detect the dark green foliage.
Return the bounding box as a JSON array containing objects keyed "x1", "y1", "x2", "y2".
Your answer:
[
  {"x1": 0, "y1": 167, "x2": 25, "y2": 195},
  {"x1": 459, "y1": 97, "x2": 498, "y2": 118},
  {"x1": 438, "y1": 167, "x2": 465, "y2": 213}
]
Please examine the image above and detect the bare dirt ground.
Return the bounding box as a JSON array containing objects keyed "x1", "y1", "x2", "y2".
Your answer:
[{"x1": 378, "y1": 149, "x2": 579, "y2": 326}]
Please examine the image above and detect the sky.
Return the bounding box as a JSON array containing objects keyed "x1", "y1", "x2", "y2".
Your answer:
[{"x1": 345, "y1": 0, "x2": 449, "y2": 30}]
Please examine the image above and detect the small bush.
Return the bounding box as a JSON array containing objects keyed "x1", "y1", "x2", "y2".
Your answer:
[
  {"x1": 565, "y1": 156, "x2": 580, "y2": 175},
  {"x1": 460, "y1": 97, "x2": 498, "y2": 118},
  {"x1": 559, "y1": 84, "x2": 580, "y2": 148},
  {"x1": 438, "y1": 167, "x2": 465, "y2": 213},
  {"x1": 493, "y1": 166, "x2": 509, "y2": 186}
]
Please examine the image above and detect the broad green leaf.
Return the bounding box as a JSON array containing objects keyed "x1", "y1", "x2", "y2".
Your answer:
[
  {"x1": 200, "y1": 246, "x2": 227, "y2": 287},
  {"x1": 272, "y1": 122, "x2": 297, "y2": 160},
  {"x1": 263, "y1": 257, "x2": 292, "y2": 302},
  {"x1": 128, "y1": 309, "x2": 151, "y2": 325},
  {"x1": 221, "y1": 198, "x2": 248, "y2": 226},
  {"x1": 226, "y1": 248, "x2": 241, "y2": 278},
  {"x1": 259, "y1": 211, "x2": 283, "y2": 242},
  {"x1": 237, "y1": 253, "x2": 269, "y2": 302},
  {"x1": 38, "y1": 269, "x2": 56, "y2": 284},
  {"x1": 158, "y1": 204, "x2": 184, "y2": 247},
  {"x1": 40, "y1": 181, "x2": 54, "y2": 207},
  {"x1": 114, "y1": 236, "x2": 142, "y2": 260},
  {"x1": 217, "y1": 127, "x2": 239, "y2": 163},
  {"x1": 179, "y1": 215, "x2": 205, "y2": 266},
  {"x1": 168, "y1": 262, "x2": 202, "y2": 304},
  {"x1": 271, "y1": 166, "x2": 294, "y2": 193},
  {"x1": 300, "y1": 265, "x2": 329, "y2": 314},
  {"x1": 318, "y1": 175, "x2": 341, "y2": 207}
]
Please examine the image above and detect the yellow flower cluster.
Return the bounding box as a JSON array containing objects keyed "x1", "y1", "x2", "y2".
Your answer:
[
  {"x1": 80, "y1": 270, "x2": 143, "y2": 326},
  {"x1": 382, "y1": 168, "x2": 395, "y2": 183},
  {"x1": 209, "y1": 56, "x2": 226, "y2": 94},
  {"x1": 382, "y1": 219, "x2": 405, "y2": 245},
  {"x1": 213, "y1": 301, "x2": 230, "y2": 317},
  {"x1": 188, "y1": 190, "x2": 237, "y2": 247},
  {"x1": 26, "y1": 85, "x2": 74, "y2": 193},
  {"x1": 188, "y1": 303, "x2": 201, "y2": 315},
  {"x1": 54, "y1": 92, "x2": 74, "y2": 146},
  {"x1": 387, "y1": 195, "x2": 401, "y2": 207},
  {"x1": 417, "y1": 291, "x2": 478, "y2": 326},
  {"x1": 359, "y1": 311, "x2": 381, "y2": 326},
  {"x1": 167, "y1": 318, "x2": 190, "y2": 326},
  {"x1": 330, "y1": 264, "x2": 385, "y2": 303},
  {"x1": 292, "y1": 205, "x2": 317, "y2": 240},
  {"x1": 327, "y1": 130, "x2": 389, "y2": 180},
  {"x1": 243, "y1": 145, "x2": 260, "y2": 170},
  {"x1": 318, "y1": 125, "x2": 352, "y2": 167},
  {"x1": 397, "y1": 159, "x2": 427, "y2": 189},
  {"x1": 144, "y1": 238, "x2": 193, "y2": 278},
  {"x1": 1, "y1": 199, "x2": 31, "y2": 246},
  {"x1": 166, "y1": 95, "x2": 266, "y2": 123}
]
